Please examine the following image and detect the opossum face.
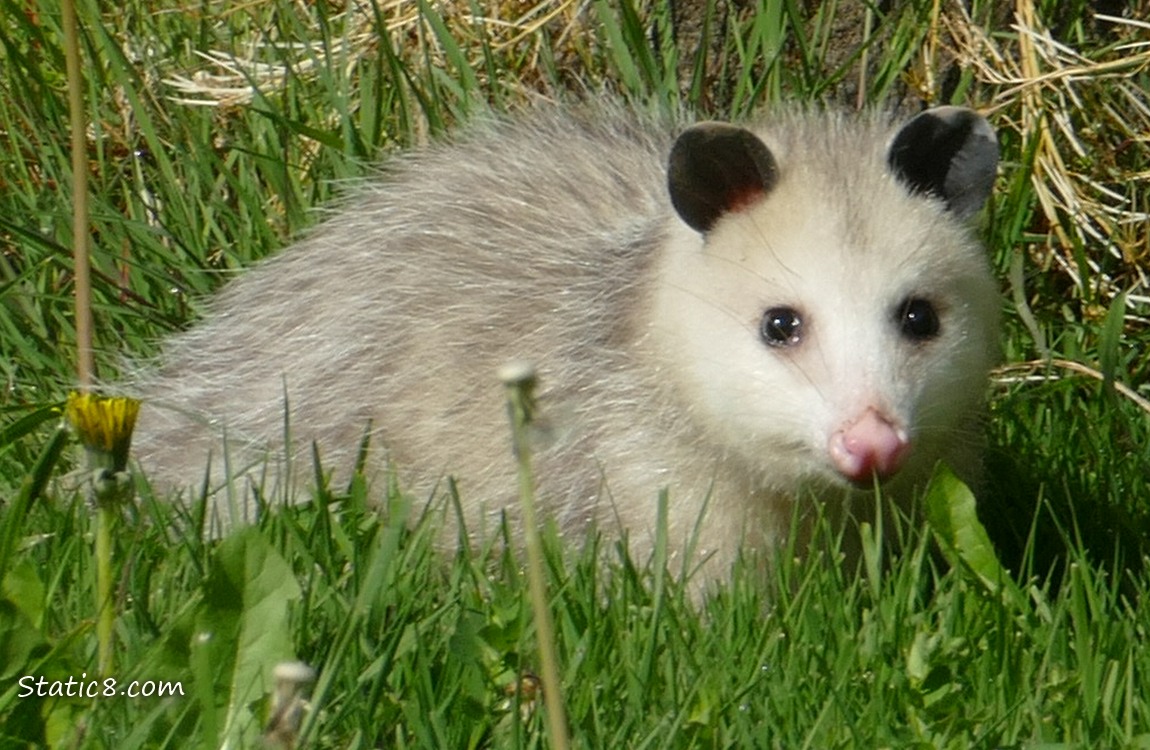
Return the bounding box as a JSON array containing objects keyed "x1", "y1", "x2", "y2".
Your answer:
[{"x1": 656, "y1": 108, "x2": 1000, "y2": 491}]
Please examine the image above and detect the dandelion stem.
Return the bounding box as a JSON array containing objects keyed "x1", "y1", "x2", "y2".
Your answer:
[
  {"x1": 499, "y1": 362, "x2": 570, "y2": 750},
  {"x1": 95, "y1": 504, "x2": 115, "y2": 674}
]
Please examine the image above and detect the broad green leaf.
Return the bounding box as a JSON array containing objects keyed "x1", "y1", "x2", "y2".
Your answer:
[
  {"x1": 198, "y1": 527, "x2": 303, "y2": 749},
  {"x1": 924, "y1": 463, "x2": 1020, "y2": 606},
  {"x1": 0, "y1": 599, "x2": 44, "y2": 683},
  {"x1": 3, "y1": 559, "x2": 45, "y2": 631}
]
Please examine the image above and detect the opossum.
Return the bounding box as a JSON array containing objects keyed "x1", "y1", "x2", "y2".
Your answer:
[{"x1": 129, "y1": 103, "x2": 1000, "y2": 577}]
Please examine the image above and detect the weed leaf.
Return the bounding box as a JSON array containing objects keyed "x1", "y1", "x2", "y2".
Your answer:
[
  {"x1": 199, "y1": 527, "x2": 302, "y2": 748},
  {"x1": 924, "y1": 463, "x2": 1019, "y2": 604}
]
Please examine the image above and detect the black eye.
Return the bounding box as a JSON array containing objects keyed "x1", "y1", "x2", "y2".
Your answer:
[
  {"x1": 897, "y1": 296, "x2": 940, "y2": 341},
  {"x1": 760, "y1": 306, "x2": 803, "y2": 347}
]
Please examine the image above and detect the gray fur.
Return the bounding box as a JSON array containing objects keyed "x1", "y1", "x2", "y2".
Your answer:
[{"x1": 129, "y1": 104, "x2": 1000, "y2": 580}]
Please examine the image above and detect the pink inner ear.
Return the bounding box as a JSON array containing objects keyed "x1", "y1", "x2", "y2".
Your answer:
[{"x1": 724, "y1": 184, "x2": 763, "y2": 214}]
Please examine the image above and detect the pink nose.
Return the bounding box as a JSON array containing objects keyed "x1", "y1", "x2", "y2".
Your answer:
[{"x1": 828, "y1": 408, "x2": 911, "y2": 485}]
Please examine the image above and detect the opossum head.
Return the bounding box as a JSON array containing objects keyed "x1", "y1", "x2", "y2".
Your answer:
[{"x1": 655, "y1": 107, "x2": 1000, "y2": 492}]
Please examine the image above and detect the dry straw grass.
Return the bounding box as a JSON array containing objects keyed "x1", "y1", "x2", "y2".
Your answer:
[
  {"x1": 948, "y1": 0, "x2": 1150, "y2": 320},
  {"x1": 163, "y1": 0, "x2": 586, "y2": 109}
]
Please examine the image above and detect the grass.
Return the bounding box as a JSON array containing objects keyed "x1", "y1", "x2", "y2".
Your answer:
[{"x1": 1, "y1": 0, "x2": 1149, "y2": 747}]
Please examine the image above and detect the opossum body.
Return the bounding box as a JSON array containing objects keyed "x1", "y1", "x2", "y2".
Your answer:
[{"x1": 130, "y1": 104, "x2": 1000, "y2": 576}]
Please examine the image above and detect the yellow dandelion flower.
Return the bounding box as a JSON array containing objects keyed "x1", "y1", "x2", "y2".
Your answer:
[
  {"x1": 65, "y1": 392, "x2": 140, "y2": 474},
  {"x1": 66, "y1": 392, "x2": 141, "y2": 510}
]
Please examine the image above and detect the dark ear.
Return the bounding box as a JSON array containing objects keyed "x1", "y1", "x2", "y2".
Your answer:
[
  {"x1": 667, "y1": 123, "x2": 780, "y2": 233},
  {"x1": 887, "y1": 106, "x2": 999, "y2": 219}
]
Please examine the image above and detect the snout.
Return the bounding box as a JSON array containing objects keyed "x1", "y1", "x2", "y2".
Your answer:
[{"x1": 828, "y1": 407, "x2": 911, "y2": 487}]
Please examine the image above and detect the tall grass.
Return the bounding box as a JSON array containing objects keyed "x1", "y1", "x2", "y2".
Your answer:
[{"x1": 0, "y1": 0, "x2": 1148, "y2": 746}]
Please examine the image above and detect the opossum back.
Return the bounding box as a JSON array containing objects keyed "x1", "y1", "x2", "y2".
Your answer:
[{"x1": 128, "y1": 105, "x2": 677, "y2": 506}]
